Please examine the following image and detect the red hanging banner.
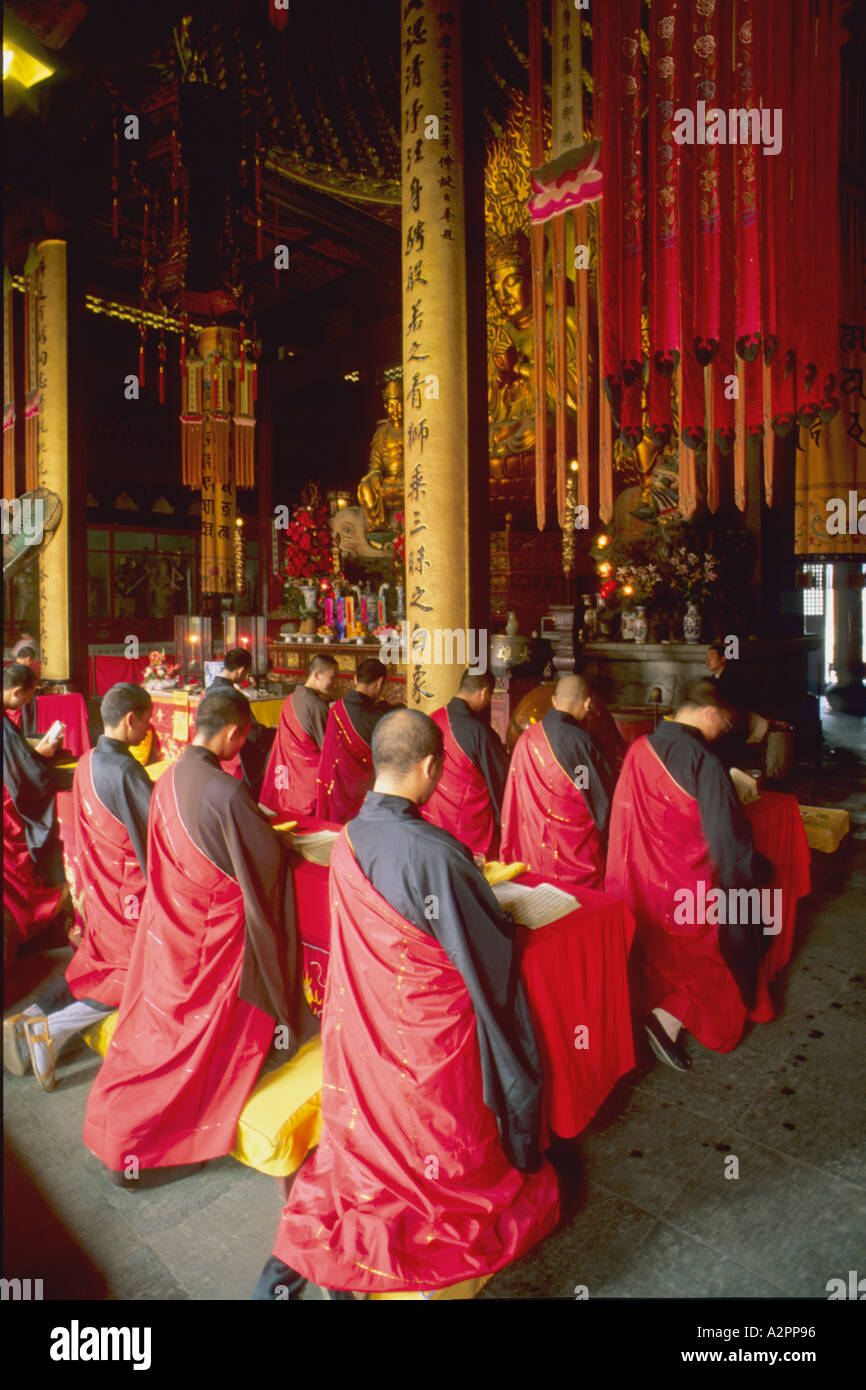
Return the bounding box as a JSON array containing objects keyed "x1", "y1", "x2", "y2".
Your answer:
[
  {"x1": 619, "y1": 0, "x2": 643, "y2": 448},
  {"x1": 529, "y1": 0, "x2": 547, "y2": 531}
]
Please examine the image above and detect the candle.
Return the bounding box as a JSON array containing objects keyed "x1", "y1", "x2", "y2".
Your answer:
[
  {"x1": 325, "y1": 596, "x2": 334, "y2": 627},
  {"x1": 378, "y1": 597, "x2": 386, "y2": 626},
  {"x1": 337, "y1": 597, "x2": 345, "y2": 639},
  {"x1": 361, "y1": 596, "x2": 368, "y2": 627},
  {"x1": 346, "y1": 595, "x2": 354, "y2": 636}
]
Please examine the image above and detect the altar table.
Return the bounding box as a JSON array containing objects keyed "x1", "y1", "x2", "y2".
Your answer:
[
  {"x1": 7, "y1": 692, "x2": 91, "y2": 757},
  {"x1": 147, "y1": 691, "x2": 286, "y2": 762}
]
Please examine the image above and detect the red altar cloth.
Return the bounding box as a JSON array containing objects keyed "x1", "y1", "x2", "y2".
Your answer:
[
  {"x1": 7, "y1": 693, "x2": 90, "y2": 756},
  {"x1": 743, "y1": 791, "x2": 811, "y2": 982},
  {"x1": 291, "y1": 848, "x2": 637, "y2": 1139},
  {"x1": 89, "y1": 655, "x2": 147, "y2": 696}
]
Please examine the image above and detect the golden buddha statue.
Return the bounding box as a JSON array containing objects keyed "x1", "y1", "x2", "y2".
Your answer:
[
  {"x1": 487, "y1": 233, "x2": 579, "y2": 458},
  {"x1": 358, "y1": 380, "x2": 404, "y2": 531}
]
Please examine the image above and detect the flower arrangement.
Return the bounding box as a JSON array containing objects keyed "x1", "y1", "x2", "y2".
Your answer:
[
  {"x1": 614, "y1": 561, "x2": 663, "y2": 604},
  {"x1": 141, "y1": 650, "x2": 181, "y2": 689},
  {"x1": 669, "y1": 547, "x2": 719, "y2": 603},
  {"x1": 282, "y1": 481, "x2": 333, "y2": 583}
]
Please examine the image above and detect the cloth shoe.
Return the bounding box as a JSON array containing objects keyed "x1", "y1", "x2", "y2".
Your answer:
[
  {"x1": 644, "y1": 1013, "x2": 691, "y2": 1073},
  {"x1": 24, "y1": 1014, "x2": 57, "y2": 1091},
  {"x1": 3, "y1": 1013, "x2": 32, "y2": 1076}
]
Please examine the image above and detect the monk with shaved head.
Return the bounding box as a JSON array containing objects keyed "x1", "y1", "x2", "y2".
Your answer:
[
  {"x1": 256, "y1": 705, "x2": 559, "y2": 1299},
  {"x1": 500, "y1": 674, "x2": 613, "y2": 890}
]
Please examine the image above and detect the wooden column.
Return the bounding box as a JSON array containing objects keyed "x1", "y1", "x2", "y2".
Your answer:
[
  {"x1": 35, "y1": 240, "x2": 70, "y2": 681},
  {"x1": 401, "y1": 0, "x2": 475, "y2": 711}
]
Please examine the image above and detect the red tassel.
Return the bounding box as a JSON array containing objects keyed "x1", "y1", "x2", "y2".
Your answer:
[
  {"x1": 252, "y1": 358, "x2": 258, "y2": 405},
  {"x1": 239, "y1": 320, "x2": 246, "y2": 382},
  {"x1": 138, "y1": 334, "x2": 146, "y2": 389},
  {"x1": 158, "y1": 339, "x2": 167, "y2": 405}
]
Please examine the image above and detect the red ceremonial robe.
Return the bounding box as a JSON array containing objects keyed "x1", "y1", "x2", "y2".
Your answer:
[
  {"x1": 273, "y1": 833, "x2": 560, "y2": 1292},
  {"x1": 422, "y1": 706, "x2": 498, "y2": 859},
  {"x1": 2, "y1": 783, "x2": 65, "y2": 942},
  {"x1": 260, "y1": 693, "x2": 321, "y2": 818},
  {"x1": 605, "y1": 736, "x2": 775, "y2": 1054},
  {"x1": 315, "y1": 699, "x2": 373, "y2": 824},
  {"x1": 64, "y1": 749, "x2": 146, "y2": 1007},
  {"x1": 83, "y1": 761, "x2": 278, "y2": 1170},
  {"x1": 501, "y1": 722, "x2": 605, "y2": 889}
]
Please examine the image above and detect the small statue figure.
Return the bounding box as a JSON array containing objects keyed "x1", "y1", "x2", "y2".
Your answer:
[{"x1": 358, "y1": 380, "x2": 404, "y2": 532}]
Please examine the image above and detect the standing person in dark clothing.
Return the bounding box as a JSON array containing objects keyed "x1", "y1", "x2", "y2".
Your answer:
[
  {"x1": 2, "y1": 663, "x2": 69, "y2": 965},
  {"x1": 209, "y1": 648, "x2": 276, "y2": 799},
  {"x1": 5, "y1": 684, "x2": 155, "y2": 1089},
  {"x1": 316, "y1": 658, "x2": 389, "y2": 823},
  {"x1": 260, "y1": 655, "x2": 338, "y2": 818},
  {"x1": 706, "y1": 641, "x2": 769, "y2": 769},
  {"x1": 83, "y1": 688, "x2": 316, "y2": 1180},
  {"x1": 253, "y1": 707, "x2": 559, "y2": 1300},
  {"x1": 421, "y1": 668, "x2": 509, "y2": 859},
  {"x1": 501, "y1": 674, "x2": 613, "y2": 889},
  {"x1": 606, "y1": 679, "x2": 774, "y2": 1069}
]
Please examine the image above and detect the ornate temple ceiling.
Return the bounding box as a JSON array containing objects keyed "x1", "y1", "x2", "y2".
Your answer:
[{"x1": 4, "y1": 0, "x2": 540, "y2": 340}]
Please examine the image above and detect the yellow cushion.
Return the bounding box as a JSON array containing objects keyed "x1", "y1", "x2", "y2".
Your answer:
[
  {"x1": 231, "y1": 1035, "x2": 323, "y2": 1177},
  {"x1": 82, "y1": 1010, "x2": 119, "y2": 1056},
  {"x1": 370, "y1": 1275, "x2": 493, "y2": 1301},
  {"x1": 799, "y1": 805, "x2": 850, "y2": 853}
]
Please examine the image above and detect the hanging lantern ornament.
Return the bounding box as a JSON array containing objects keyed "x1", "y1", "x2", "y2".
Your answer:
[
  {"x1": 138, "y1": 324, "x2": 147, "y2": 390},
  {"x1": 180, "y1": 351, "x2": 204, "y2": 487},
  {"x1": 209, "y1": 343, "x2": 231, "y2": 486},
  {"x1": 233, "y1": 344, "x2": 256, "y2": 490}
]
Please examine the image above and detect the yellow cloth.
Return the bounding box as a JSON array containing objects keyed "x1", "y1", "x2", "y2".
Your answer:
[
  {"x1": 231, "y1": 1035, "x2": 323, "y2": 1177},
  {"x1": 248, "y1": 697, "x2": 285, "y2": 728},
  {"x1": 482, "y1": 861, "x2": 527, "y2": 885},
  {"x1": 129, "y1": 729, "x2": 153, "y2": 766},
  {"x1": 144, "y1": 759, "x2": 173, "y2": 782},
  {"x1": 81, "y1": 1010, "x2": 119, "y2": 1056},
  {"x1": 799, "y1": 806, "x2": 850, "y2": 853}
]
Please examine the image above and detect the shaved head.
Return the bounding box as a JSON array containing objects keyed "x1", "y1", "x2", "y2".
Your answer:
[
  {"x1": 553, "y1": 674, "x2": 591, "y2": 718},
  {"x1": 372, "y1": 707, "x2": 443, "y2": 779}
]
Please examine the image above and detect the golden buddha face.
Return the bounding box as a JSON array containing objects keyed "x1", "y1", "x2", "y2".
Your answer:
[
  {"x1": 490, "y1": 258, "x2": 532, "y2": 327},
  {"x1": 385, "y1": 394, "x2": 403, "y2": 428}
]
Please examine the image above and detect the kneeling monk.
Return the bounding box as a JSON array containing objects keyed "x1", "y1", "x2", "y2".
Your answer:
[
  {"x1": 421, "y1": 668, "x2": 509, "y2": 859},
  {"x1": 84, "y1": 688, "x2": 315, "y2": 1176},
  {"x1": 3, "y1": 663, "x2": 69, "y2": 963},
  {"x1": 605, "y1": 679, "x2": 774, "y2": 1068},
  {"x1": 254, "y1": 708, "x2": 559, "y2": 1298},
  {"x1": 7, "y1": 683, "x2": 155, "y2": 1089},
  {"x1": 315, "y1": 657, "x2": 387, "y2": 823},
  {"x1": 501, "y1": 674, "x2": 612, "y2": 889},
  {"x1": 260, "y1": 654, "x2": 337, "y2": 818}
]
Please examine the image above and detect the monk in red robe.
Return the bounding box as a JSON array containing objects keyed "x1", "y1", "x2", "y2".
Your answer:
[
  {"x1": 2, "y1": 663, "x2": 70, "y2": 966},
  {"x1": 421, "y1": 668, "x2": 509, "y2": 859},
  {"x1": 315, "y1": 657, "x2": 388, "y2": 823},
  {"x1": 606, "y1": 679, "x2": 775, "y2": 1068},
  {"x1": 501, "y1": 675, "x2": 612, "y2": 890},
  {"x1": 83, "y1": 687, "x2": 316, "y2": 1180},
  {"x1": 5, "y1": 684, "x2": 155, "y2": 1090},
  {"x1": 254, "y1": 708, "x2": 559, "y2": 1298},
  {"x1": 260, "y1": 654, "x2": 337, "y2": 817}
]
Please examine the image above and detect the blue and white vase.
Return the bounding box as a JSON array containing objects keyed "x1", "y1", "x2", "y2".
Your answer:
[
  {"x1": 621, "y1": 608, "x2": 634, "y2": 642},
  {"x1": 633, "y1": 606, "x2": 648, "y2": 644},
  {"x1": 683, "y1": 601, "x2": 702, "y2": 644}
]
